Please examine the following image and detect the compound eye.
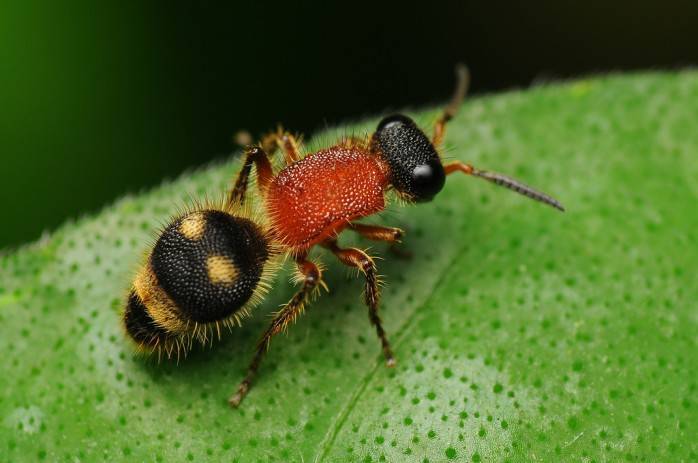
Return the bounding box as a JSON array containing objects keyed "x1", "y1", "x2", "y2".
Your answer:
[{"x1": 411, "y1": 158, "x2": 446, "y2": 202}]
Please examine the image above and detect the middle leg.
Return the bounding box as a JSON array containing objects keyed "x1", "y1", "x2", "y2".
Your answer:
[{"x1": 322, "y1": 239, "x2": 396, "y2": 367}]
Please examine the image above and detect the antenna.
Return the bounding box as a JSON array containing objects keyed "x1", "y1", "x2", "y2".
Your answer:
[{"x1": 445, "y1": 161, "x2": 565, "y2": 211}]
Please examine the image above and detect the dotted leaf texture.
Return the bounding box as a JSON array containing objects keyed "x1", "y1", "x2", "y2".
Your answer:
[{"x1": 1, "y1": 72, "x2": 697, "y2": 463}]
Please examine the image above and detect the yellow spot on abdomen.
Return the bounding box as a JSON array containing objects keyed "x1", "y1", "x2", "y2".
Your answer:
[
  {"x1": 179, "y1": 213, "x2": 206, "y2": 240},
  {"x1": 207, "y1": 255, "x2": 238, "y2": 284}
]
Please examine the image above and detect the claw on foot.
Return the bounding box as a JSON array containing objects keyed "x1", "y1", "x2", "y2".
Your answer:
[
  {"x1": 228, "y1": 394, "x2": 242, "y2": 408},
  {"x1": 228, "y1": 382, "x2": 249, "y2": 408}
]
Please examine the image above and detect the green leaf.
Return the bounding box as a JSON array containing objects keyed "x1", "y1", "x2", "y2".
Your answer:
[{"x1": 2, "y1": 72, "x2": 697, "y2": 462}]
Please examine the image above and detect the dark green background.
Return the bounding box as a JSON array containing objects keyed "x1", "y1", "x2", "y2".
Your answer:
[{"x1": 1, "y1": 1, "x2": 697, "y2": 249}]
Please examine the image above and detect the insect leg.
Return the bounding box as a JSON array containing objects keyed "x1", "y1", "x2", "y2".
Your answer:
[
  {"x1": 348, "y1": 222, "x2": 404, "y2": 243},
  {"x1": 432, "y1": 63, "x2": 470, "y2": 148},
  {"x1": 227, "y1": 145, "x2": 274, "y2": 208},
  {"x1": 228, "y1": 256, "x2": 322, "y2": 408},
  {"x1": 261, "y1": 126, "x2": 303, "y2": 165},
  {"x1": 323, "y1": 240, "x2": 396, "y2": 367},
  {"x1": 348, "y1": 222, "x2": 411, "y2": 259}
]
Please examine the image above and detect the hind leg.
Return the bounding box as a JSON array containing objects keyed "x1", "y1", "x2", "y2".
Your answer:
[{"x1": 229, "y1": 256, "x2": 322, "y2": 408}]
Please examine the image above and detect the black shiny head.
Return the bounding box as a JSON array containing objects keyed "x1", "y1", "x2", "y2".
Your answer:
[{"x1": 373, "y1": 114, "x2": 445, "y2": 202}]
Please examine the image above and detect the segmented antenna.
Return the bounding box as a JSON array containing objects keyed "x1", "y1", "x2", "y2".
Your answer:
[{"x1": 472, "y1": 169, "x2": 565, "y2": 212}]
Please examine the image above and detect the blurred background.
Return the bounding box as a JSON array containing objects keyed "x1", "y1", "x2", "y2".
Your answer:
[{"x1": 1, "y1": 1, "x2": 697, "y2": 249}]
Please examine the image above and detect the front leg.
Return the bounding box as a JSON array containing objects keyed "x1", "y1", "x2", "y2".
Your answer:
[
  {"x1": 229, "y1": 256, "x2": 322, "y2": 408},
  {"x1": 432, "y1": 63, "x2": 469, "y2": 148},
  {"x1": 348, "y1": 222, "x2": 403, "y2": 243},
  {"x1": 323, "y1": 239, "x2": 396, "y2": 367},
  {"x1": 348, "y1": 222, "x2": 411, "y2": 259}
]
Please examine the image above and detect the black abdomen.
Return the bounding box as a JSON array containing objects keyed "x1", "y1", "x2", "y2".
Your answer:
[
  {"x1": 123, "y1": 290, "x2": 173, "y2": 348},
  {"x1": 123, "y1": 210, "x2": 271, "y2": 353},
  {"x1": 152, "y1": 210, "x2": 269, "y2": 323}
]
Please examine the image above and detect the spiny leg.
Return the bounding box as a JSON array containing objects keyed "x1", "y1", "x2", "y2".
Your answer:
[
  {"x1": 348, "y1": 222, "x2": 404, "y2": 243},
  {"x1": 261, "y1": 126, "x2": 303, "y2": 165},
  {"x1": 432, "y1": 63, "x2": 470, "y2": 148},
  {"x1": 444, "y1": 161, "x2": 565, "y2": 211},
  {"x1": 348, "y1": 222, "x2": 411, "y2": 259},
  {"x1": 229, "y1": 256, "x2": 322, "y2": 408},
  {"x1": 227, "y1": 145, "x2": 274, "y2": 207},
  {"x1": 322, "y1": 240, "x2": 396, "y2": 366}
]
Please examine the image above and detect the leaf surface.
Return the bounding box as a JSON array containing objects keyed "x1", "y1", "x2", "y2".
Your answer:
[{"x1": 1, "y1": 72, "x2": 697, "y2": 462}]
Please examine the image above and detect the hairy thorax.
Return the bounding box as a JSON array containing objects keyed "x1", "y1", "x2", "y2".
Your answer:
[{"x1": 265, "y1": 145, "x2": 389, "y2": 250}]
